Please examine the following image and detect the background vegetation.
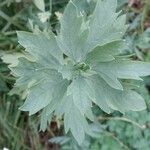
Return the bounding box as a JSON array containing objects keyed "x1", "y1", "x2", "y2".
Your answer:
[{"x1": 0, "y1": 0, "x2": 150, "y2": 149}]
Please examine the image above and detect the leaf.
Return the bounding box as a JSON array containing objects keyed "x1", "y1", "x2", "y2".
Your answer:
[
  {"x1": 1, "y1": 52, "x2": 33, "y2": 67},
  {"x1": 103, "y1": 73, "x2": 124, "y2": 90},
  {"x1": 19, "y1": 72, "x2": 66, "y2": 115},
  {"x1": 40, "y1": 108, "x2": 52, "y2": 131},
  {"x1": 86, "y1": 77, "x2": 112, "y2": 114},
  {"x1": 17, "y1": 31, "x2": 63, "y2": 69},
  {"x1": 67, "y1": 76, "x2": 94, "y2": 121},
  {"x1": 85, "y1": 40, "x2": 127, "y2": 65},
  {"x1": 49, "y1": 136, "x2": 71, "y2": 145},
  {"x1": 57, "y1": 1, "x2": 88, "y2": 62},
  {"x1": 33, "y1": 0, "x2": 45, "y2": 12},
  {"x1": 72, "y1": 0, "x2": 90, "y2": 14},
  {"x1": 87, "y1": 0, "x2": 127, "y2": 51},
  {"x1": 58, "y1": 61, "x2": 74, "y2": 80},
  {"x1": 93, "y1": 60, "x2": 150, "y2": 90},
  {"x1": 89, "y1": 75, "x2": 146, "y2": 113},
  {"x1": 43, "y1": 79, "x2": 69, "y2": 117},
  {"x1": 11, "y1": 57, "x2": 67, "y2": 115},
  {"x1": 10, "y1": 58, "x2": 51, "y2": 89},
  {"x1": 56, "y1": 94, "x2": 90, "y2": 145}
]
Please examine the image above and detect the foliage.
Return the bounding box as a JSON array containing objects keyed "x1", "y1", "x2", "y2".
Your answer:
[
  {"x1": 5, "y1": 0, "x2": 150, "y2": 145},
  {"x1": 0, "y1": 0, "x2": 150, "y2": 149}
]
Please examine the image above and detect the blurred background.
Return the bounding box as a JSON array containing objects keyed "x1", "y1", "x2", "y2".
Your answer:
[{"x1": 0, "y1": 0, "x2": 150, "y2": 149}]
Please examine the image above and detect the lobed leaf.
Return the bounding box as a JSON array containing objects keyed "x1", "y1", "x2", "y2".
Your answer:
[
  {"x1": 88, "y1": 75, "x2": 146, "y2": 113},
  {"x1": 93, "y1": 60, "x2": 150, "y2": 90},
  {"x1": 86, "y1": 0, "x2": 127, "y2": 51},
  {"x1": 57, "y1": 1, "x2": 88, "y2": 62},
  {"x1": 85, "y1": 40, "x2": 127, "y2": 65},
  {"x1": 17, "y1": 31, "x2": 63, "y2": 69},
  {"x1": 67, "y1": 76, "x2": 94, "y2": 120}
]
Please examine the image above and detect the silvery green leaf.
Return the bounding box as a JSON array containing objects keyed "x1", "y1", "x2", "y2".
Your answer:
[
  {"x1": 57, "y1": 1, "x2": 88, "y2": 62},
  {"x1": 40, "y1": 109, "x2": 52, "y2": 131},
  {"x1": 17, "y1": 31, "x2": 63, "y2": 69},
  {"x1": 19, "y1": 71, "x2": 66, "y2": 115},
  {"x1": 85, "y1": 40, "x2": 127, "y2": 65},
  {"x1": 93, "y1": 60, "x2": 150, "y2": 90},
  {"x1": 88, "y1": 75, "x2": 146, "y2": 113},
  {"x1": 87, "y1": 0, "x2": 127, "y2": 51},
  {"x1": 56, "y1": 94, "x2": 90, "y2": 145},
  {"x1": 67, "y1": 76, "x2": 94, "y2": 121},
  {"x1": 1, "y1": 52, "x2": 33, "y2": 67}
]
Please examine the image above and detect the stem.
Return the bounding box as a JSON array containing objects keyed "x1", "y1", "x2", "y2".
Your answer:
[
  {"x1": 104, "y1": 130, "x2": 130, "y2": 150},
  {"x1": 97, "y1": 116, "x2": 146, "y2": 129}
]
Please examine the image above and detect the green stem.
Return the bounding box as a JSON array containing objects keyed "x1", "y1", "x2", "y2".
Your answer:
[{"x1": 97, "y1": 116, "x2": 146, "y2": 129}]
